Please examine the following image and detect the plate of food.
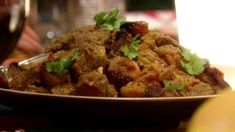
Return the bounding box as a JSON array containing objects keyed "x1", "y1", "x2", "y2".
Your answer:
[{"x1": 0, "y1": 8, "x2": 231, "y2": 119}]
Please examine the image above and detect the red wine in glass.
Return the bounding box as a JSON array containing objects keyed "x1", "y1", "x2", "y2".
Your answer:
[{"x1": 0, "y1": 0, "x2": 26, "y2": 63}]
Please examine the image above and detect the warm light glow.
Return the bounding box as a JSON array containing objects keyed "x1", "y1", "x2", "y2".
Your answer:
[
  {"x1": 175, "y1": 0, "x2": 235, "y2": 66},
  {"x1": 25, "y1": 0, "x2": 30, "y2": 17}
]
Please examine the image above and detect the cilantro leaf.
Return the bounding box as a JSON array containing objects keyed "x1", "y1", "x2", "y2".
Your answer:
[
  {"x1": 121, "y1": 35, "x2": 141, "y2": 60},
  {"x1": 163, "y1": 80, "x2": 184, "y2": 91},
  {"x1": 46, "y1": 59, "x2": 72, "y2": 74},
  {"x1": 104, "y1": 8, "x2": 119, "y2": 22},
  {"x1": 180, "y1": 48, "x2": 207, "y2": 76},
  {"x1": 121, "y1": 45, "x2": 139, "y2": 60},
  {"x1": 180, "y1": 48, "x2": 192, "y2": 61},
  {"x1": 46, "y1": 49, "x2": 82, "y2": 74},
  {"x1": 94, "y1": 12, "x2": 106, "y2": 25},
  {"x1": 71, "y1": 49, "x2": 82, "y2": 61},
  {"x1": 93, "y1": 8, "x2": 126, "y2": 31}
]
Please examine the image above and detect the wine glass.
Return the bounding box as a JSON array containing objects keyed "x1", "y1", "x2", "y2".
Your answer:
[{"x1": 0, "y1": 0, "x2": 29, "y2": 63}]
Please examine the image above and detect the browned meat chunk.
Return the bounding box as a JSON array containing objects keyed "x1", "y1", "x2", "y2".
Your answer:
[
  {"x1": 120, "y1": 74, "x2": 163, "y2": 97},
  {"x1": 72, "y1": 44, "x2": 107, "y2": 79},
  {"x1": 41, "y1": 67, "x2": 71, "y2": 88},
  {"x1": 156, "y1": 45, "x2": 181, "y2": 68},
  {"x1": 198, "y1": 66, "x2": 229, "y2": 88},
  {"x1": 141, "y1": 30, "x2": 179, "y2": 47},
  {"x1": 120, "y1": 21, "x2": 148, "y2": 36},
  {"x1": 82, "y1": 43, "x2": 107, "y2": 69},
  {"x1": 180, "y1": 83, "x2": 215, "y2": 96},
  {"x1": 106, "y1": 22, "x2": 148, "y2": 58},
  {"x1": 120, "y1": 64, "x2": 162, "y2": 97},
  {"x1": 106, "y1": 56, "x2": 140, "y2": 89},
  {"x1": 75, "y1": 71, "x2": 111, "y2": 96}
]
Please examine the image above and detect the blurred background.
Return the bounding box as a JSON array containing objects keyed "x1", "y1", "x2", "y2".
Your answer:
[{"x1": 31, "y1": 0, "x2": 176, "y2": 44}]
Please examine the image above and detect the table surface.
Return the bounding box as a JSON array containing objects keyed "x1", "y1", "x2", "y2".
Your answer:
[{"x1": 0, "y1": 105, "x2": 187, "y2": 131}]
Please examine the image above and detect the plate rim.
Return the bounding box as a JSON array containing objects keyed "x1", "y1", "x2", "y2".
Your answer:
[{"x1": 0, "y1": 87, "x2": 218, "y2": 101}]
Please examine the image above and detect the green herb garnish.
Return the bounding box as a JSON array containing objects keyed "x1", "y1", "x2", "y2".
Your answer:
[
  {"x1": 46, "y1": 49, "x2": 81, "y2": 74},
  {"x1": 180, "y1": 48, "x2": 207, "y2": 76},
  {"x1": 46, "y1": 59, "x2": 72, "y2": 74},
  {"x1": 121, "y1": 35, "x2": 141, "y2": 60},
  {"x1": 71, "y1": 49, "x2": 82, "y2": 61},
  {"x1": 163, "y1": 80, "x2": 184, "y2": 91},
  {"x1": 93, "y1": 8, "x2": 126, "y2": 31}
]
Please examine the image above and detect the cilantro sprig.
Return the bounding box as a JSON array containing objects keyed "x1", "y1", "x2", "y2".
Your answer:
[
  {"x1": 93, "y1": 8, "x2": 126, "y2": 31},
  {"x1": 121, "y1": 35, "x2": 141, "y2": 60},
  {"x1": 180, "y1": 48, "x2": 207, "y2": 76},
  {"x1": 46, "y1": 59, "x2": 72, "y2": 74},
  {"x1": 46, "y1": 49, "x2": 81, "y2": 74},
  {"x1": 163, "y1": 80, "x2": 184, "y2": 91}
]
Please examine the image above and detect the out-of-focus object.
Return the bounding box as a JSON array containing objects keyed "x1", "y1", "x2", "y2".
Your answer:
[
  {"x1": 35, "y1": 0, "x2": 125, "y2": 42},
  {"x1": 175, "y1": 0, "x2": 235, "y2": 89},
  {"x1": 0, "y1": 0, "x2": 29, "y2": 63},
  {"x1": 125, "y1": 0, "x2": 177, "y2": 39},
  {"x1": 175, "y1": 0, "x2": 235, "y2": 66},
  {"x1": 188, "y1": 91, "x2": 235, "y2": 132},
  {"x1": 126, "y1": 10, "x2": 177, "y2": 38},
  {"x1": 67, "y1": 0, "x2": 125, "y2": 28}
]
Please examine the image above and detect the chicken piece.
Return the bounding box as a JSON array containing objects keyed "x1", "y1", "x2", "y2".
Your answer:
[
  {"x1": 120, "y1": 81, "x2": 146, "y2": 97},
  {"x1": 137, "y1": 48, "x2": 166, "y2": 67},
  {"x1": 106, "y1": 56, "x2": 141, "y2": 89},
  {"x1": 141, "y1": 30, "x2": 179, "y2": 48},
  {"x1": 72, "y1": 44, "x2": 107, "y2": 78},
  {"x1": 72, "y1": 53, "x2": 90, "y2": 78},
  {"x1": 120, "y1": 74, "x2": 163, "y2": 97},
  {"x1": 83, "y1": 43, "x2": 107, "y2": 69},
  {"x1": 180, "y1": 83, "x2": 215, "y2": 96},
  {"x1": 140, "y1": 64, "x2": 171, "y2": 81},
  {"x1": 121, "y1": 64, "x2": 164, "y2": 97},
  {"x1": 166, "y1": 67, "x2": 201, "y2": 89},
  {"x1": 76, "y1": 71, "x2": 109, "y2": 96},
  {"x1": 156, "y1": 45, "x2": 181, "y2": 68},
  {"x1": 198, "y1": 66, "x2": 230, "y2": 89},
  {"x1": 137, "y1": 31, "x2": 171, "y2": 67},
  {"x1": 162, "y1": 67, "x2": 216, "y2": 96},
  {"x1": 41, "y1": 66, "x2": 71, "y2": 88}
]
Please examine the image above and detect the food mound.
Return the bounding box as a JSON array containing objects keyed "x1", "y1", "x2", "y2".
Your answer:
[{"x1": 7, "y1": 9, "x2": 230, "y2": 97}]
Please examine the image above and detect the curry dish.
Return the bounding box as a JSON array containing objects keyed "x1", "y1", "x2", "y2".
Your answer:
[{"x1": 7, "y1": 10, "x2": 230, "y2": 97}]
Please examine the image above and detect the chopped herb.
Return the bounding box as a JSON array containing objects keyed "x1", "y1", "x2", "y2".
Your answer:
[
  {"x1": 46, "y1": 59, "x2": 72, "y2": 74},
  {"x1": 163, "y1": 80, "x2": 184, "y2": 91},
  {"x1": 46, "y1": 49, "x2": 82, "y2": 74},
  {"x1": 180, "y1": 48, "x2": 207, "y2": 76},
  {"x1": 121, "y1": 35, "x2": 141, "y2": 60},
  {"x1": 71, "y1": 49, "x2": 82, "y2": 61},
  {"x1": 93, "y1": 8, "x2": 126, "y2": 31}
]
